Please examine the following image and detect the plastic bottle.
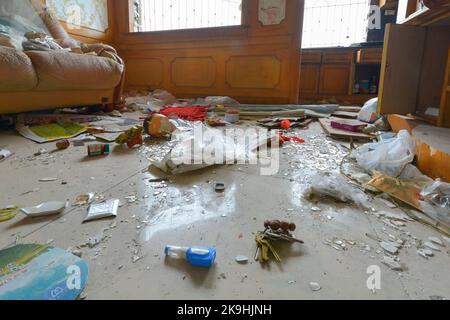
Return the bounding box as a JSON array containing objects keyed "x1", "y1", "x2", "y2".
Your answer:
[{"x1": 165, "y1": 245, "x2": 216, "y2": 268}]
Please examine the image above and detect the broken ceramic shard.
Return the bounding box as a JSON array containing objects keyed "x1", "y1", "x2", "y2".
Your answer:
[
  {"x1": 378, "y1": 211, "x2": 409, "y2": 222},
  {"x1": 235, "y1": 255, "x2": 249, "y2": 264},
  {"x1": 39, "y1": 177, "x2": 58, "y2": 182},
  {"x1": 382, "y1": 256, "x2": 403, "y2": 271},
  {"x1": 309, "y1": 282, "x2": 322, "y2": 292},
  {"x1": 21, "y1": 201, "x2": 66, "y2": 217},
  {"x1": 428, "y1": 237, "x2": 444, "y2": 247},
  {"x1": 379, "y1": 242, "x2": 399, "y2": 255},
  {"x1": 84, "y1": 199, "x2": 120, "y2": 222},
  {"x1": 424, "y1": 241, "x2": 441, "y2": 252},
  {"x1": 417, "y1": 249, "x2": 434, "y2": 259}
]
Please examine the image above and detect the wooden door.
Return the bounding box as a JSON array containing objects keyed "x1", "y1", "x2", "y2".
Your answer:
[
  {"x1": 378, "y1": 24, "x2": 426, "y2": 115},
  {"x1": 299, "y1": 64, "x2": 320, "y2": 94},
  {"x1": 319, "y1": 64, "x2": 351, "y2": 95},
  {"x1": 439, "y1": 49, "x2": 450, "y2": 128}
]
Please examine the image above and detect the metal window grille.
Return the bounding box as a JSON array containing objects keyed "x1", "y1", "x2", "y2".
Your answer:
[
  {"x1": 134, "y1": 0, "x2": 243, "y2": 32},
  {"x1": 302, "y1": 0, "x2": 371, "y2": 48}
]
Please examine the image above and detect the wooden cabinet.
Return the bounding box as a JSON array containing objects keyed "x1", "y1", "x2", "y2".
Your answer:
[
  {"x1": 301, "y1": 51, "x2": 322, "y2": 64},
  {"x1": 322, "y1": 51, "x2": 354, "y2": 64},
  {"x1": 357, "y1": 48, "x2": 383, "y2": 64},
  {"x1": 397, "y1": 0, "x2": 450, "y2": 25},
  {"x1": 378, "y1": 23, "x2": 450, "y2": 128},
  {"x1": 299, "y1": 64, "x2": 320, "y2": 94},
  {"x1": 319, "y1": 64, "x2": 351, "y2": 95},
  {"x1": 300, "y1": 48, "x2": 376, "y2": 103}
]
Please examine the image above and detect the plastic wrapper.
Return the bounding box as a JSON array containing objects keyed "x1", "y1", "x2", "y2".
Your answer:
[
  {"x1": 125, "y1": 90, "x2": 178, "y2": 112},
  {"x1": 304, "y1": 172, "x2": 370, "y2": 209},
  {"x1": 353, "y1": 130, "x2": 416, "y2": 177},
  {"x1": 152, "y1": 123, "x2": 272, "y2": 175},
  {"x1": 358, "y1": 98, "x2": 379, "y2": 123},
  {"x1": 84, "y1": 199, "x2": 119, "y2": 222},
  {"x1": 419, "y1": 181, "x2": 450, "y2": 231}
]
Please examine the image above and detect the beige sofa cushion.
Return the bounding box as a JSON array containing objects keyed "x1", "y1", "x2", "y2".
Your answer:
[
  {"x1": 0, "y1": 46, "x2": 38, "y2": 92},
  {"x1": 26, "y1": 50, "x2": 123, "y2": 91}
]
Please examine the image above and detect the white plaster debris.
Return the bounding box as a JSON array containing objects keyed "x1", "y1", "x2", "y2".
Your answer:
[
  {"x1": 380, "y1": 242, "x2": 399, "y2": 255},
  {"x1": 382, "y1": 256, "x2": 403, "y2": 271},
  {"x1": 235, "y1": 256, "x2": 249, "y2": 264},
  {"x1": 429, "y1": 237, "x2": 444, "y2": 247},
  {"x1": 309, "y1": 282, "x2": 322, "y2": 292},
  {"x1": 424, "y1": 241, "x2": 441, "y2": 252}
]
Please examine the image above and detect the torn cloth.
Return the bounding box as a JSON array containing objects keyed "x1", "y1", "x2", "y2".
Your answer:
[
  {"x1": 278, "y1": 133, "x2": 305, "y2": 144},
  {"x1": 160, "y1": 105, "x2": 209, "y2": 122}
]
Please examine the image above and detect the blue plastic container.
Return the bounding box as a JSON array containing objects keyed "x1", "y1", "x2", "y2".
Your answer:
[{"x1": 165, "y1": 245, "x2": 216, "y2": 268}]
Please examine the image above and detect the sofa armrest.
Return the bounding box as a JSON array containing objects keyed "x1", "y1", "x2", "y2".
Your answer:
[{"x1": 81, "y1": 43, "x2": 117, "y2": 55}]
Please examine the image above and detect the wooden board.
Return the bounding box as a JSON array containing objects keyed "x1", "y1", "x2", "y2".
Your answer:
[
  {"x1": 378, "y1": 24, "x2": 426, "y2": 115},
  {"x1": 338, "y1": 106, "x2": 362, "y2": 112},
  {"x1": 332, "y1": 111, "x2": 359, "y2": 119},
  {"x1": 319, "y1": 118, "x2": 374, "y2": 141}
]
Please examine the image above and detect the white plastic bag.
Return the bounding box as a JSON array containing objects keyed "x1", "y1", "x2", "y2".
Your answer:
[
  {"x1": 358, "y1": 98, "x2": 379, "y2": 123},
  {"x1": 419, "y1": 181, "x2": 450, "y2": 231},
  {"x1": 304, "y1": 172, "x2": 370, "y2": 209},
  {"x1": 353, "y1": 130, "x2": 416, "y2": 177}
]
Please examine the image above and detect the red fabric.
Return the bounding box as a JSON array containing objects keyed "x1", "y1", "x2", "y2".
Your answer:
[
  {"x1": 278, "y1": 133, "x2": 305, "y2": 144},
  {"x1": 160, "y1": 105, "x2": 209, "y2": 121}
]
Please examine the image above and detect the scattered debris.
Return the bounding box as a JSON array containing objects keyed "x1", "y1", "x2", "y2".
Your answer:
[
  {"x1": 304, "y1": 172, "x2": 370, "y2": 209},
  {"x1": 85, "y1": 232, "x2": 107, "y2": 249},
  {"x1": 39, "y1": 177, "x2": 58, "y2": 182},
  {"x1": 215, "y1": 182, "x2": 226, "y2": 193},
  {"x1": 382, "y1": 256, "x2": 403, "y2": 271},
  {"x1": 379, "y1": 242, "x2": 399, "y2": 255},
  {"x1": 71, "y1": 250, "x2": 83, "y2": 258},
  {"x1": 309, "y1": 282, "x2": 322, "y2": 292},
  {"x1": 428, "y1": 237, "x2": 444, "y2": 247},
  {"x1": 73, "y1": 193, "x2": 95, "y2": 206},
  {"x1": 424, "y1": 241, "x2": 441, "y2": 252},
  {"x1": 0, "y1": 148, "x2": 12, "y2": 161},
  {"x1": 235, "y1": 255, "x2": 249, "y2": 264},
  {"x1": 417, "y1": 249, "x2": 434, "y2": 259}
]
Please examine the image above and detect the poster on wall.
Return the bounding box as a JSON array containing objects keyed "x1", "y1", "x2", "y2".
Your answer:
[
  {"x1": 258, "y1": 0, "x2": 286, "y2": 25},
  {"x1": 46, "y1": 0, "x2": 109, "y2": 32}
]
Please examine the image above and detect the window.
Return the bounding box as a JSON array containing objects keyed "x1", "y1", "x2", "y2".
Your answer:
[
  {"x1": 133, "y1": 0, "x2": 243, "y2": 33},
  {"x1": 302, "y1": 0, "x2": 371, "y2": 48}
]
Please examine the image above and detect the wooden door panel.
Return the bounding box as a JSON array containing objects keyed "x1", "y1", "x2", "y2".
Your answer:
[
  {"x1": 378, "y1": 24, "x2": 426, "y2": 115},
  {"x1": 299, "y1": 64, "x2": 320, "y2": 94},
  {"x1": 319, "y1": 65, "x2": 351, "y2": 95}
]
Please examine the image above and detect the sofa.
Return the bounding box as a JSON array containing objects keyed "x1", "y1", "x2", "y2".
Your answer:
[{"x1": 0, "y1": 0, "x2": 124, "y2": 114}]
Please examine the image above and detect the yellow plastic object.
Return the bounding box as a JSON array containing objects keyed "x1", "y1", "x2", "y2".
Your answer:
[{"x1": 0, "y1": 207, "x2": 19, "y2": 222}]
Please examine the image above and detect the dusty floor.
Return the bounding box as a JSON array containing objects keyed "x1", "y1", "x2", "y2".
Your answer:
[{"x1": 0, "y1": 120, "x2": 449, "y2": 300}]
